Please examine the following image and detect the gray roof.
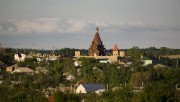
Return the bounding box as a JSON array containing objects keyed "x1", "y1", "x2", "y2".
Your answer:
[{"x1": 82, "y1": 84, "x2": 105, "y2": 92}]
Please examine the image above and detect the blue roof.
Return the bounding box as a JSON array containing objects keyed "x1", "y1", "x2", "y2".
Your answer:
[{"x1": 81, "y1": 84, "x2": 105, "y2": 92}]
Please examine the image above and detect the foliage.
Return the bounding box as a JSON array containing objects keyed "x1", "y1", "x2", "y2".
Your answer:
[
  {"x1": 54, "y1": 91, "x2": 81, "y2": 102},
  {"x1": 102, "y1": 86, "x2": 133, "y2": 102},
  {"x1": 57, "y1": 48, "x2": 87, "y2": 57},
  {"x1": 18, "y1": 58, "x2": 37, "y2": 70},
  {"x1": 1, "y1": 47, "x2": 180, "y2": 101},
  {"x1": 126, "y1": 46, "x2": 143, "y2": 60},
  {"x1": 0, "y1": 83, "x2": 48, "y2": 102},
  {"x1": 50, "y1": 63, "x2": 64, "y2": 84},
  {"x1": 140, "y1": 81, "x2": 178, "y2": 102},
  {"x1": 83, "y1": 93, "x2": 102, "y2": 102},
  {"x1": 130, "y1": 72, "x2": 151, "y2": 87},
  {"x1": 0, "y1": 53, "x2": 14, "y2": 66}
]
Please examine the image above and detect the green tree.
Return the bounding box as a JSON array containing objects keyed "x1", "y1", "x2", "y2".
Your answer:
[
  {"x1": 0, "y1": 53, "x2": 14, "y2": 66},
  {"x1": 127, "y1": 46, "x2": 143, "y2": 60},
  {"x1": 163, "y1": 68, "x2": 180, "y2": 85},
  {"x1": 52, "y1": 63, "x2": 64, "y2": 84},
  {"x1": 102, "y1": 86, "x2": 133, "y2": 102},
  {"x1": 130, "y1": 72, "x2": 151, "y2": 87},
  {"x1": 18, "y1": 58, "x2": 37, "y2": 70},
  {"x1": 54, "y1": 91, "x2": 81, "y2": 102},
  {"x1": 0, "y1": 85, "x2": 9, "y2": 102},
  {"x1": 92, "y1": 68, "x2": 103, "y2": 83},
  {"x1": 127, "y1": 47, "x2": 143, "y2": 69},
  {"x1": 62, "y1": 58, "x2": 76, "y2": 75},
  {"x1": 84, "y1": 93, "x2": 101, "y2": 102},
  {"x1": 140, "y1": 81, "x2": 177, "y2": 102}
]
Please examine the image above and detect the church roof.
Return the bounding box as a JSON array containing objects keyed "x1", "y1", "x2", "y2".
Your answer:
[
  {"x1": 93, "y1": 26, "x2": 102, "y2": 44},
  {"x1": 113, "y1": 44, "x2": 118, "y2": 51},
  {"x1": 88, "y1": 27, "x2": 106, "y2": 56}
]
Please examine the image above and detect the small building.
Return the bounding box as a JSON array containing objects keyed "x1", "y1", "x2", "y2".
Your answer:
[
  {"x1": 118, "y1": 57, "x2": 132, "y2": 67},
  {"x1": 14, "y1": 53, "x2": 26, "y2": 62},
  {"x1": 97, "y1": 58, "x2": 111, "y2": 63},
  {"x1": 141, "y1": 57, "x2": 153, "y2": 66},
  {"x1": 76, "y1": 84, "x2": 105, "y2": 94},
  {"x1": 74, "y1": 61, "x2": 82, "y2": 67},
  {"x1": 37, "y1": 58, "x2": 43, "y2": 62},
  {"x1": 6, "y1": 64, "x2": 17, "y2": 72},
  {"x1": 11, "y1": 67, "x2": 34, "y2": 74}
]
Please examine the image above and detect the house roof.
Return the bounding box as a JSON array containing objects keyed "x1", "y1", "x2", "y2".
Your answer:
[
  {"x1": 81, "y1": 84, "x2": 105, "y2": 92},
  {"x1": 13, "y1": 67, "x2": 34, "y2": 73},
  {"x1": 48, "y1": 95, "x2": 54, "y2": 102},
  {"x1": 93, "y1": 26, "x2": 102, "y2": 44}
]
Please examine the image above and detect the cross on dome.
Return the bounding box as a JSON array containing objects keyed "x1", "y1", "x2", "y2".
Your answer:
[{"x1": 96, "y1": 26, "x2": 99, "y2": 32}]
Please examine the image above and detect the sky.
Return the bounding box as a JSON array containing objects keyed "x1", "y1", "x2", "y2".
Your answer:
[{"x1": 0, "y1": 0, "x2": 180, "y2": 50}]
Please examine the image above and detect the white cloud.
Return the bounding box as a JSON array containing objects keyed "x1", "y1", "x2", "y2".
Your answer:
[
  {"x1": 68, "y1": 20, "x2": 86, "y2": 32},
  {"x1": 0, "y1": 18, "x2": 87, "y2": 34},
  {"x1": 0, "y1": 18, "x2": 179, "y2": 35},
  {"x1": 14, "y1": 19, "x2": 59, "y2": 33}
]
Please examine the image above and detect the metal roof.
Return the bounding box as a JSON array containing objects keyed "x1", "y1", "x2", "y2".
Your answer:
[{"x1": 81, "y1": 84, "x2": 105, "y2": 92}]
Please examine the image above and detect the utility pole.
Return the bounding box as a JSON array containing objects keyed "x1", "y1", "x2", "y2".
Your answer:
[
  {"x1": 176, "y1": 58, "x2": 179, "y2": 68},
  {"x1": 52, "y1": 46, "x2": 55, "y2": 56},
  {"x1": 107, "y1": 84, "x2": 108, "y2": 91},
  {"x1": 33, "y1": 44, "x2": 35, "y2": 54}
]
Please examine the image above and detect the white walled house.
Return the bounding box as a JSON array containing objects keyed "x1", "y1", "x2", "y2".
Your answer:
[
  {"x1": 141, "y1": 57, "x2": 153, "y2": 66},
  {"x1": 76, "y1": 84, "x2": 105, "y2": 94},
  {"x1": 74, "y1": 61, "x2": 82, "y2": 67},
  {"x1": 14, "y1": 53, "x2": 26, "y2": 62},
  {"x1": 37, "y1": 58, "x2": 43, "y2": 62}
]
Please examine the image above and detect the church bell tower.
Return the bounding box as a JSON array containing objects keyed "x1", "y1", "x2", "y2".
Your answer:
[{"x1": 88, "y1": 27, "x2": 106, "y2": 56}]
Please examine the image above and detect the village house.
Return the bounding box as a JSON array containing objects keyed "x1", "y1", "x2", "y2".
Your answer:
[
  {"x1": 6, "y1": 64, "x2": 17, "y2": 72},
  {"x1": 76, "y1": 84, "x2": 105, "y2": 94},
  {"x1": 14, "y1": 53, "x2": 26, "y2": 62},
  {"x1": 74, "y1": 61, "x2": 82, "y2": 67},
  {"x1": 11, "y1": 67, "x2": 34, "y2": 74}
]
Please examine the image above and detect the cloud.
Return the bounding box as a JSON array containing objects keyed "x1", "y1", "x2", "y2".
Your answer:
[
  {"x1": 0, "y1": 18, "x2": 87, "y2": 34},
  {"x1": 14, "y1": 19, "x2": 57, "y2": 33},
  {"x1": 14, "y1": 18, "x2": 87, "y2": 33},
  {"x1": 0, "y1": 26, "x2": 2, "y2": 31},
  {"x1": 0, "y1": 18, "x2": 179, "y2": 35}
]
